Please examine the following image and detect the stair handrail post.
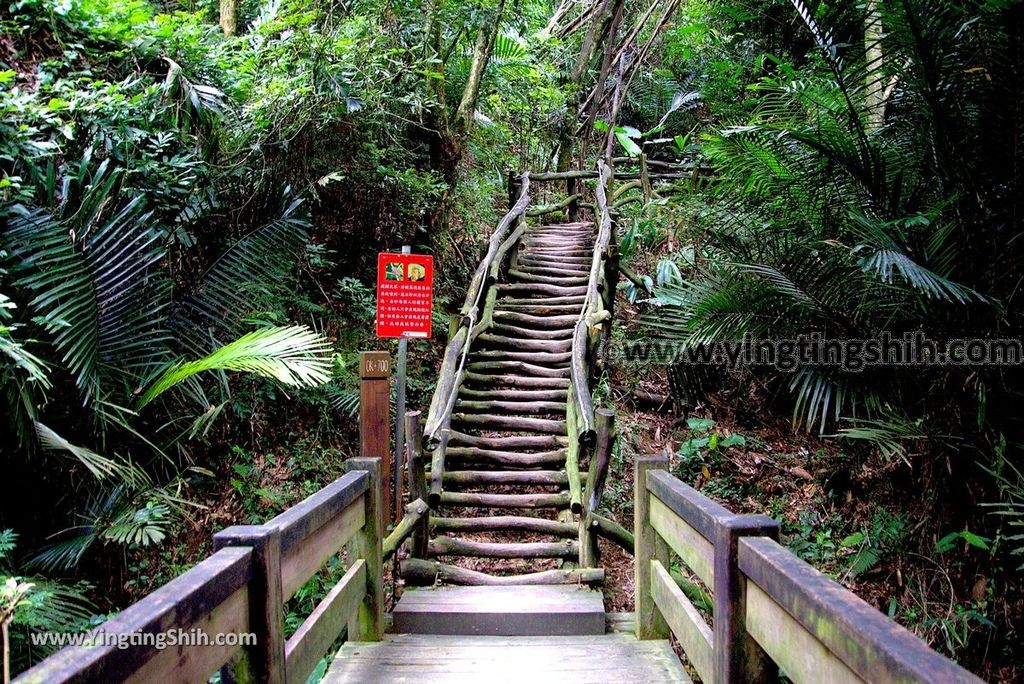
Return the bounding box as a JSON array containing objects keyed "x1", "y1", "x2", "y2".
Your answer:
[
  {"x1": 713, "y1": 514, "x2": 781, "y2": 684},
  {"x1": 345, "y1": 457, "x2": 384, "y2": 641},
  {"x1": 634, "y1": 454, "x2": 670, "y2": 640},
  {"x1": 212, "y1": 524, "x2": 286, "y2": 684}
]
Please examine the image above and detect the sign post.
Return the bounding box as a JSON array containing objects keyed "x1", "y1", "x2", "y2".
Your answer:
[
  {"x1": 359, "y1": 351, "x2": 391, "y2": 522},
  {"x1": 376, "y1": 249, "x2": 433, "y2": 524}
]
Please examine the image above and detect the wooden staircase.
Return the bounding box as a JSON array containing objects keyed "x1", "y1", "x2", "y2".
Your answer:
[{"x1": 403, "y1": 219, "x2": 611, "y2": 586}]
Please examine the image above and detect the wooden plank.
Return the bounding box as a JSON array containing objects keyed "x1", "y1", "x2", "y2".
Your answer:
[
  {"x1": 124, "y1": 587, "x2": 250, "y2": 684},
  {"x1": 744, "y1": 581, "x2": 865, "y2": 684},
  {"x1": 323, "y1": 634, "x2": 691, "y2": 683},
  {"x1": 270, "y1": 470, "x2": 368, "y2": 556},
  {"x1": 646, "y1": 469, "x2": 732, "y2": 542},
  {"x1": 15, "y1": 547, "x2": 253, "y2": 684},
  {"x1": 284, "y1": 560, "x2": 367, "y2": 684},
  {"x1": 392, "y1": 586, "x2": 605, "y2": 636},
  {"x1": 739, "y1": 537, "x2": 984, "y2": 684},
  {"x1": 651, "y1": 561, "x2": 713, "y2": 684},
  {"x1": 280, "y1": 496, "x2": 365, "y2": 599},
  {"x1": 649, "y1": 496, "x2": 714, "y2": 590}
]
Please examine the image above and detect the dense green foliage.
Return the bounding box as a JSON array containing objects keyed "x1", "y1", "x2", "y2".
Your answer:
[{"x1": 1, "y1": 0, "x2": 1021, "y2": 678}]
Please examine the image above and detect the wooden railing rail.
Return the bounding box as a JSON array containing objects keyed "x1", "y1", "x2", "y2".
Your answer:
[
  {"x1": 634, "y1": 458, "x2": 986, "y2": 684},
  {"x1": 16, "y1": 459, "x2": 383, "y2": 684}
]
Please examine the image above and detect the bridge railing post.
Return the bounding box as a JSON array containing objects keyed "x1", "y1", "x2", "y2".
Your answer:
[
  {"x1": 634, "y1": 455, "x2": 670, "y2": 639},
  {"x1": 212, "y1": 524, "x2": 286, "y2": 684},
  {"x1": 713, "y1": 514, "x2": 780, "y2": 684},
  {"x1": 346, "y1": 457, "x2": 383, "y2": 641}
]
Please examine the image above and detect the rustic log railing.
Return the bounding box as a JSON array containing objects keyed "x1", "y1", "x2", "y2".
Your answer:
[
  {"x1": 15, "y1": 459, "x2": 384, "y2": 684},
  {"x1": 633, "y1": 455, "x2": 985, "y2": 684},
  {"x1": 422, "y1": 173, "x2": 532, "y2": 506}
]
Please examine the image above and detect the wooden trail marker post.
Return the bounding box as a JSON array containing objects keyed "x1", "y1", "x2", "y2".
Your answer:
[
  {"x1": 360, "y1": 351, "x2": 392, "y2": 523},
  {"x1": 375, "y1": 248, "x2": 434, "y2": 524}
]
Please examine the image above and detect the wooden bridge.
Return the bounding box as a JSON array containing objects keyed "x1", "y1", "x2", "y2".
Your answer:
[{"x1": 17, "y1": 161, "x2": 985, "y2": 683}]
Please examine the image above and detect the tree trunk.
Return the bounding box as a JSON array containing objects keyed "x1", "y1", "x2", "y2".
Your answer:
[
  {"x1": 219, "y1": 0, "x2": 237, "y2": 36},
  {"x1": 455, "y1": 0, "x2": 508, "y2": 134},
  {"x1": 864, "y1": 0, "x2": 885, "y2": 129}
]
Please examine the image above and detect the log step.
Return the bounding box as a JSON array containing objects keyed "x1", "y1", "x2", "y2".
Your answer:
[
  {"x1": 498, "y1": 284, "x2": 588, "y2": 297},
  {"x1": 476, "y1": 334, "x2": 572, "y2": 352},
  {"x1": 451, "y1": 413, "x2": 567, "y2": 434},
  {"x1": 493, "y1": 310, "x2": 580, "y2": 328},
  {"x1": 454, "y1": 399, "x2": 567, "y2": 415},
  {"x1": 457, "y1": 387, "x2": 569, "y2": 401},
  {"x1": 466, "y1": 360, "x2": 570, "y2": 378},
  {"x1": 440, "y1": 491, "x2": 570, "y2": 508},
  {"x1": 390, "y1": 585, "x2": 605, "y2": 635},
  {"x1": 495, "y1": 302, "x2": 583, "y2": 315},
  {"x1": 447, "y1": 431, "x2": 569, "y2": 450},
  {"x1": 488, "y1": 323, "x2": 573, "y2": 341},
  {"x1": 463, "y1": 371, "x2": 570, "y2": 389},
  {"x1": 429, "y1": 536, "x2": 578, "y2": 559},
  {"x1": 499, "y1": 295, "x2": 587, "y2": 306},
  {"x1": 515, "y1": 265, "x2": 592, "y2": 278},
  {"x1": 471, "y1": 349, "x2": 572, "y2": 364},
  {"x1": 399, "y1": 559, "x2": 606, "y2": 587},
  {"x1": 432, "y1": 515, "x2": 577, "y2": 536},
  {"x1": 442, "y1": 470, "x2": 568, "y2": 487},
  {"x1": 445, "y1": 446, "x2": 568, "y2": 468},
  {"x1": 521, "y1": 255, "x2": 592, "y2": 264},
  {"x1": 509, "y1": 270, "x2": 589, "y2": 286}
]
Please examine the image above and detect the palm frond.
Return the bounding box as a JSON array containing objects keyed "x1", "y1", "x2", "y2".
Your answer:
[
  {"x1": 173, "y1": 198, "x2": 310, "y2": 352},
  {"x1": 4, "y1": 175, "x2": 171, "y2": 403},
  {"x1": 138, "y1": 325, "x2": 333, "y2": 408}
]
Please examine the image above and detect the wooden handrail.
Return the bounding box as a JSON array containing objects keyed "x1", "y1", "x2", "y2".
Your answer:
[
  {"x1": 568, "y1": 159, "x2": 613, "y2": 447},
  {"x1": 634, "y1": 463, "x2": 985, "y2": 684},
  {"x1": 422, "y1": 173, "x2": 532, "y2": 506},
  {"x1": 16, "y1": 461, "x2": 384, "y2": 684}
]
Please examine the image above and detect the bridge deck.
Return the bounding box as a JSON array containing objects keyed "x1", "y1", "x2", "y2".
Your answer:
[{"x1": 323, "y1": 633, "x2": 691, "y2": 683}]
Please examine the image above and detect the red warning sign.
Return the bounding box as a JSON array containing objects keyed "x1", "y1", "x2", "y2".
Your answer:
[{"x1": 376, "y1": 253, "x2": 434, "y2": 338}]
